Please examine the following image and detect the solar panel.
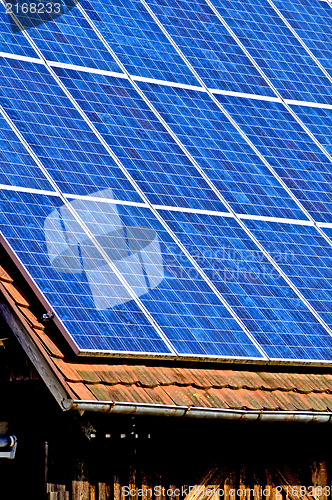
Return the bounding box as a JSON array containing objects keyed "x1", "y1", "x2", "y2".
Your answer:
[
  {"x1": 0, "y1": 189, "x2": 174, "y2": 354},
  {"x1": 160, "y1": 209, "x2": 332, "y2": 360},
  {"x1": 273, "y1": 0, "x2": 332, "y2": 76},
  {"x1": 79, "y1": 0, "x2": 198, "y2": 85},
  {"x1": 54, "y1": 66, "x2": 227, "y2": 211},
  {"x1": 216, "y1": 94, "x2": 332, "y2": 223},
  {"x1": 0, "y1": 189, "x2": 264, "y2": 358},
  {"x1": 138, "y1": 80, "x2": 307, "y2": 219},
  {"x1": 209, "y1": 0, "x2": 332, "y2": 104},
  {"x1": 245, "y1": 219, "x2": 332, "y2": 357},
  {"x1": 25, "y1": 7, "x2": 122, "y2": 71},
  {"x1": 0, "y1": 57, "x2": 142, "y2": 200},
  {"x1": 0, "y1": 114, "x2": 54, "y2": 190},
  {"x1": 0, "y1": 9, "x2": 37, "y2": 57},
  {"x1": 1, "y1": 0, "x2": 332, "y2": 364},
  {"x1": 143, "y1": 0, "x2": 274, "y2": 96}
]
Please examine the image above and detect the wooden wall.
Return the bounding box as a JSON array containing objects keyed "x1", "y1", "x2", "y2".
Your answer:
[
  {"x1": 41, "y1": 414, "x2": 332, "y2": 500},
  {"x1": 0, "y1": 327, "x2": 331, "y2": 500}
]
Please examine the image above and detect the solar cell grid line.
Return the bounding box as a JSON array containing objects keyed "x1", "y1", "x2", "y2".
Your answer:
[
  {"x1": 62, "y1": 2, "x2": 318, "y2": 227},
  {"x1": 0, "y1": 57, "x2": 142, "y2": 201},
  {"x1": 244, "y1": 219, "x2": 332, "y2": 352},
  {"x1": 136, "y1": 0, "x2": 321, "y2": 225},
  {"x1": 137, "y1": 80, "x2": 307, "y2": 221},
  {"x1": 139, "y1": 0, "x2": 275, "y2": 97},
  {"x1": 215, "y1": 95, "x2": 332, "y2": 225},
  {"x1": 0, "y1": 6, "x2": 37, "y2": 58},
  {"x1": 206, "y1": 0, "x2": 332, "y2": 105},
  {"x1": 10, "y1": 3, "x2": 123, "y2": 72},
  {"x1": 0, "y1": 190, "x2": 175, "y2": 355},
  {"x1": 267, "y1": 0, "x2": 332, "y2": 87},
  {"x1": 0, "y1": 96, "x2": 180, "y2": 355},
  {"x1": 77, "y1": 0, "x2": 198, "y2": 86},
  {"x1": 203, "y1": 0, "x2": 332, "y2": 186},
  {"x1": 0, "y1": 108, "x2": 55, "y2": 191},
  {"x1": 0, "y1": 10, "x2": 271, "y2": 359},
  {"x1": 53, "y1": 67, "x2": 228, "y2": 213},
  {"x1": 20, "y1": 0, "x2": 332, "y2": 344},
  {"x1": 159, "y1": 209, "x2": 332, "y2": 361}
]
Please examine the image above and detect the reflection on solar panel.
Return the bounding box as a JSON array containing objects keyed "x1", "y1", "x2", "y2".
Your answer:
[{"x1": 1, "y1": 0, "x2": 332, "y2": 363}]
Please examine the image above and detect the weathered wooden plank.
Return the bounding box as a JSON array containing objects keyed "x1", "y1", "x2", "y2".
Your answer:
[
  {"x1": 48, "y1": 493, "x2": 69, "y2": 500},
  {"x1": 224, "y1": 471, "x2": 236, "y2": 500},
  {"x1": 47, "y1": 484, "x2": 66, "y2": 493},
  {"x1": 98, "y1": 482, "x2": 110, "y2": 500},
  {"x1": 238, "y1": 466, "x2": 248, "y2": 500},
  {"x1": 272, "y1": 466, "x2": 312, "y2": 500},
  {"x1": 72, "y1": 480, "x2": 91, "y2": 500},
  {"x1": 183, "y1": 465, "x2": 228, "y2": 500},
  {"x1": 114, "y1": 474, "x2": 121, "y2": 500},
  {"x1": 253, "y1": 469, "x2": 262, "y2": 500},
  {"x1": 311, "y1": 461, "x2": 328, "y2": 500}
]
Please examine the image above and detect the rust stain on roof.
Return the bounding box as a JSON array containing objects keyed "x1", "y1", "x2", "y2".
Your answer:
[{"x1": 1, "y1": 264, "x2": 332, "y2": 414}]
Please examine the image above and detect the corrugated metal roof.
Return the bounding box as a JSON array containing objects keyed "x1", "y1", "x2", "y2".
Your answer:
[{"x1": 1, "y1": 264, "x2": 332, "y2": 414}]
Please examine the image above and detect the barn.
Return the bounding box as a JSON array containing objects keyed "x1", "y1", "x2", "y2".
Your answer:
[{"x1": 0, "y1": 0, "x2": 332, "y2": 499}]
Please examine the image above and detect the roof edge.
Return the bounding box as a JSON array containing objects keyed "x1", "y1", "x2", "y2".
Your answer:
[
  {"x1": 62, "y1": 399, "x2": 332, "y2": 423},
  {"x1": 0, "y1": 296, "x2": 73, "y2": 407}
]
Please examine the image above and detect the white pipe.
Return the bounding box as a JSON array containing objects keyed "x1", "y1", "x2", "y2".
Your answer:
[{"x1": 61, "y1": 400, "x2": 332, "y2": 423}]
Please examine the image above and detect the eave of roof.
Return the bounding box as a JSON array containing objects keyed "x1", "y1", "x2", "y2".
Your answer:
[{"x1": 1, "y1": 262, "x2": 332, "y2": 420}]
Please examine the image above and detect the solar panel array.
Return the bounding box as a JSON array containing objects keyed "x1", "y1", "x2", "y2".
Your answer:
[{"x1": 1, "y1": 0, "x2": 332, "y2": 362}]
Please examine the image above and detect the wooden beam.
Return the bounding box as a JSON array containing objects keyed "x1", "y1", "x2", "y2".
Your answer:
[
  {"x1": 0, "y1": 299, "x2": 69, "y2": 407},
  {"x1": 183, "y1": 466, "x2": 228, "y2": 500},
  {"x1": 311, "y1": 461, "x2": 328, "y2": 500}
]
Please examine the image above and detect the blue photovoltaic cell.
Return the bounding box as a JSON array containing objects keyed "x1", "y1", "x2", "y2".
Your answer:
[
  {"x1": 26, "y1": 7, "x2": 121, "y2": 71},
  {"x1": 274, "y1": 0, "x2": 332, "y2": 76},
  {"x1": 210, "y1": 0, "x2": 332, "y2": 104},
  {"x1": 1, "y1": 0, "x2": 332, "y2": 363},
  {"x1": 70, "y1": 198, "x2": 262, "y2": 358},
  {"x1": 291, "y1": 104, "x2": 332, "y2": 157},
  {"x1": 0, "y1": 190, "x2": 171, "y2": 354},
  {"x1": 79, "y1": 0, "x2": 198, "y2": 85},
  {"x1": 138, "y1": 80, "x2": 306, "y2": 219},
  {"x1": 217, "y1": 94, "x2": 332, "y2": 224},
  {"x1": 245, "y1": 219, "x2": 332, "y2": 357},
  {"x1": 0, "y1": 114, "x2": 54, "y2": 190},
  {"x1": 146, "y1": 0, "x2": 274, "y2": 96},
  {"x1": 0, "y1": 7, "x2": 38, "y2": 57},
  {"x1": 55, "y1": 66, "x2": 227, "y2": 212},
  {"x1": 0, "y1": 57, "x2": 142, "y2": 201},
  {"x1": 289, "y1": 103, "x2": 332, "y2": 169},
  {"x1": 159, "y1": 209, "x2": 332, "y2": 360}
]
